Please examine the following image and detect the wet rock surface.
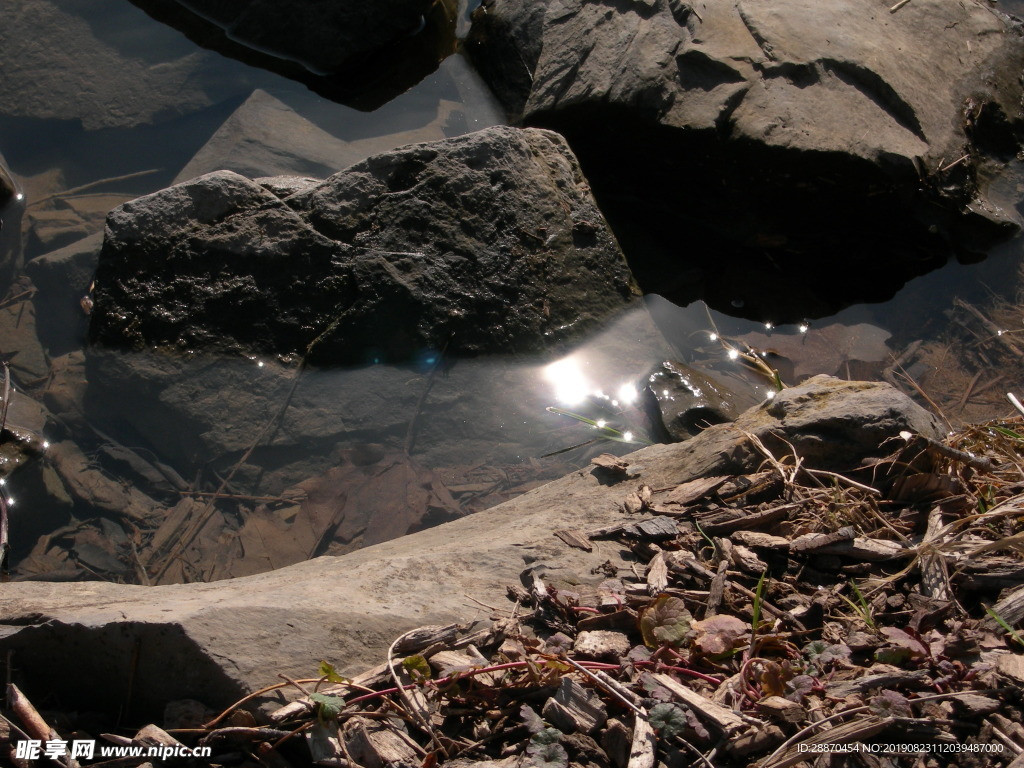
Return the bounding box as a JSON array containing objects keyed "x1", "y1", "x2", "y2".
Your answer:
[
  {"x1": 642, "y1": 360, "x2": 760, "y2": 442},
  {"x1": 468, "y1": 0, "x2": 1024, "y2": 321},
  {"x1": 88, "y1": 126, "x2": 637, "y2": 364},
  {"x1": 0, "y1": 152, "x2": 25, "y2": 294},
  {"x1": 127, "y1": 0, "x2": 457, "y2": 109},
  {"x1": 0, "y1": 376, "x2": 940, "y2": 714},
  {"x1": 0, "y1": 0, "x2": 263, "y2": 130}
]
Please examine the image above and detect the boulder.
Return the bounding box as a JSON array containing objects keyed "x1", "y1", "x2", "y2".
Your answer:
[
  {"x1": 127, "y1": 0, "x2": 458, "y2": 109},
  {"x1": 0, "y1": 376, "x2": 941, "y2": 718},
  {"x1": 467, "y1": 0, "x2": 1024, "y2": 321},
  {"x1": 0, "y1": 0, "x2": 262, "y2": 129},
  {"x1": 88, "y1": 126, "x2": 637, "y2": 363}
]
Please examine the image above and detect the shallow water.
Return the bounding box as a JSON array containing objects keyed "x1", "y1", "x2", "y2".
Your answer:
[{"x1": 2, "y1": 0, "x2": 1024, "y2": 583}]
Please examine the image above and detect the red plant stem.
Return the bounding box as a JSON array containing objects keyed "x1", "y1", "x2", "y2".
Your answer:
[{"x1": 636, "y1": 662, "x2": 724, "y2": 686}]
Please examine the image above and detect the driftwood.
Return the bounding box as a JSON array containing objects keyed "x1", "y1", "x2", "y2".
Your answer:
[
  {"x1": 650, "y1": 673, "x2": 752, "y2": 735},
  {"x1": 542, "y1": 677, "x2": 608, "y2": 736}
]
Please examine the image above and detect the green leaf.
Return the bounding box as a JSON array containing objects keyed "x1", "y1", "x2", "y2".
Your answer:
[
  {"x1": 530, "y1": 728, "x2": 564, "y2": 748},
  {"x1": 873, "y1": 646, "x2": 911, "y2": 665},
  {"x1": 526, "y1": 742, "x2": 569, "y2": 768},
  {"x1": 403, "y1": 654, "x2": 432, "y2": 681},
  {"x1": 318, "y1": 660, "x2": 349, "y2": 684},
  {"x1": 869, "y1": 690, "x2": 913, "y2": 718},
  {"x1": 648, "y1": 703, "x2": 691, "y2": 737},
  {"x1": 309, "y1": 692, "x2": 346, "y2": 722},
  {"x1": 640, "y1": 595, "x2": 694, "y2": 648}
]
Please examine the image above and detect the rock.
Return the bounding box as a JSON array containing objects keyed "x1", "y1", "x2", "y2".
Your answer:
[
  {"x1": 175, "y1": 70, "x2": 501, "y2": 183},
  {"x1": 467, "y1": 0, "x2": 1024, "y2": 321},
  {"x1": 0, "y1": 375, "x2": 938, "y2": 716},
  {"x1": 0, "y1": 278, "x2": 49, "y2": 384},
  {"x1": 83, "y1": 305, "x2": 672, "y2": 496},
  {"x1": 736, "y1": 322, "x2": 892, "y2": 382},
  {"x1": 0, "y1": 0, "x2": 262, "y2": 129},
  {"x1": 642, "y1": 360, "x2": 759, "y2": 441},
  {"x1": 0, "y1": 152, "x2": 25, "y2": 294},
  {"x1": 25, "y1": 233, "x2": 102, "y2": 355},
  {"x1": 127, "y1": 0, "x2": 457, "y2": 109},
  {"x1": 173, "y1": 90, "x2": 360, "y2": 183},
  {"x1": 89, "y1": 126, "x2": 637, "y2": 363}
]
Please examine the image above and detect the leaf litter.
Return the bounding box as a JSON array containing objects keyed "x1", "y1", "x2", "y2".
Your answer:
[{"x1": 8, "y1": 416, "x2": 1024, "y2": 766}]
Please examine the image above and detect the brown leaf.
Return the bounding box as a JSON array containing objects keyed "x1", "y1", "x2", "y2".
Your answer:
[{"x1": 691, "y1": 614, "x2": 749, "y2": 655}]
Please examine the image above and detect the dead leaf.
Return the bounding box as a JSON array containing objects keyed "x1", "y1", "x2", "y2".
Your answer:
[{"x1": 691, "y1": 614, "x2": 749, "y2": 655}]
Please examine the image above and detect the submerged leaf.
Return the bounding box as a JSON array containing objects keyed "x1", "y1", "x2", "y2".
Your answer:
[{"x1": 640, "y1": 595, "x2": 694, "y2": 648}]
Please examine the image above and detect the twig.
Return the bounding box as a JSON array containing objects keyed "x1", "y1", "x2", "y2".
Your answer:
[
  {"x1": 802, "y1": 468, "x2": 882, "y2": 496},
  {"x1": 889, "y1": 0, "x2": 911, "y2": 11},
  {"x1": 387, "y1": 629, "x2": 447, "y2": 757},
  {"x1": 562, "y1": 657, "x2": 645, "y2": 717},
  {"x1": 1009, "y1": 393, "x2": 1024, "y2": 419},
  {"x1": 938, "y1": 153, "x2": 970, "y2": 172}
]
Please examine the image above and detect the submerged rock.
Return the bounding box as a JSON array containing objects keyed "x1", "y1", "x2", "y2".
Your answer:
[
  {"x1": 0, "y1": 376, "x2": 941, "y2": 715},
  {"x1": 0, "y1": 152, "x2": 25, "y2": 294},
  {"x1": 642, "y1": 360, "x2": 759, "y2": 442},
  {"x1": 468, "y1": 0, "x2": 1024, "y2": 321},
  {"x1": 0, "y1": 0, "x2": 262, "y2": 129},
  {"x1": 127, "y1": 0, "x2": 458, "y2": 110},
  {"x1": 89, "y1": 126, "x2": 636, "y2": 363}
]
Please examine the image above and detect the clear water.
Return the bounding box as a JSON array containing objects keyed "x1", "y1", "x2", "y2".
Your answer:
[{"x1": 2, "y1": 0, "x2": 1023, "y2": 583}]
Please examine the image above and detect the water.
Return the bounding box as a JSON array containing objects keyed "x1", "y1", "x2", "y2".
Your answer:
[{"x1": 2, "y1": 0, "x2": 1024, "y2": 583}]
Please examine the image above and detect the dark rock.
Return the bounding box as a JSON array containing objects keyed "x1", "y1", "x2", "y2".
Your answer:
[
  {"x1": 468, "y1": 0, "x2": 1024, "y2": 322},
  {"x1": 127, "y1": 0, "x2": 457, "y2": 110},
  {"x1": 89, "y1": 126, "x2": 637, "y2": 364},
  {"x1": 0, "y1": 0, "x2": 262, "y2": 129},
  {"x1": 0, "y1": 153, "x2": 25, "y2": 295},
  {"x1": 642, "y1": 360, "x2": 759, "y2": 441},
  {"x1": 26, "y1": 233, "x2": 102, "y2": 355}
]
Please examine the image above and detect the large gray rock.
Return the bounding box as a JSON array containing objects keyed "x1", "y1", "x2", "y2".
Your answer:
[
  {"x1": 0, "y1": 0, "x2": 262, "y2": 129},
  {"x1": 0, "y1": 376, "x2": 941, "y2": 718},
  {"x1": 88, "y1": 126, "x2": 637, "y2": 364},
  {"x1": 128, "y1": 0, "x2": 457, "y2": 109},
  {"x1": 468, "y1": 0, "x2": 1024, "y2": 321}
]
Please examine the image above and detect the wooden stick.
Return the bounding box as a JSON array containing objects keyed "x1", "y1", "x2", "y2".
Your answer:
[{"x1": 889, "y1": 0, "x2": 911, "y2": 12}]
